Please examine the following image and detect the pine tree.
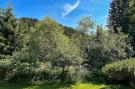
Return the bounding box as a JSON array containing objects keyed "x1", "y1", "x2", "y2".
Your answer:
[
  {"x1": 0, "y1": 8, "x2": 18, "y2": 58},
  {"x1": 108, "y1": 0, "x2": 129, "y2": 33}
]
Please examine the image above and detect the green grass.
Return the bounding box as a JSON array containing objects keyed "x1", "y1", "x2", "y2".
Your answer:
[{"x1": 0, "y1": 82, "x2": 132, "y2": 89}]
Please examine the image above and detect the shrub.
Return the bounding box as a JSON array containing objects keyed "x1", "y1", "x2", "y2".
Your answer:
[{"x1": 102, "y1": 58, "x2": 135, "y2": 83}]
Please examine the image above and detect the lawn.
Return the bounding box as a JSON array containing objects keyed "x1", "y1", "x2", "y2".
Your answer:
[{"x1": 0, "y1": 83, "x2": 132, "y2": 89}]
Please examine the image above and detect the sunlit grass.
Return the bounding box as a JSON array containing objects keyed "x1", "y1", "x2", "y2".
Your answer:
[{"x1": 68, "y1": 83, "x2": 108, "y2": 89}]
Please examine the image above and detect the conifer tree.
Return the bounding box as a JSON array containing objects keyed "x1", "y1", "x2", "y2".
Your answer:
[
  {"x1": 0, "y1": 8, "x2": 18, "y2": 58},
  {"x1": 128, "y1": 0, "x2": 135, "y2": 50},
  {"x1": 108, "y1": 0, "x2": 129, "y2": 33}
]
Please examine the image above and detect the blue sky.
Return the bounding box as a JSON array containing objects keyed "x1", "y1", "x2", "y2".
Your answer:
[{"x1": 0, "y1": 0, "x2": 111, "y2": 28}]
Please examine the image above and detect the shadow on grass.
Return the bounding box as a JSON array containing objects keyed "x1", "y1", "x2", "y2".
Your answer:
[
  {"x1": 0, "y1": 82, "x2": 72, "y2": 89},
  {"x1": 34, "y1": 84, "x2": 71, "y2": 89}
]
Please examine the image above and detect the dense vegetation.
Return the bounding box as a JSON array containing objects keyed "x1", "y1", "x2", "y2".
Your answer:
[
  {"x1": 102, "y1": 58, "x2": 135, "y2": 83},
  {"x1": 0, "y1": 0, "x2": 135, "y2": 88}
]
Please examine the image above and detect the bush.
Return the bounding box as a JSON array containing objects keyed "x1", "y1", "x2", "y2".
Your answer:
[{"x1": 102, "y1": 58, "x2": 135, "y2": 83}]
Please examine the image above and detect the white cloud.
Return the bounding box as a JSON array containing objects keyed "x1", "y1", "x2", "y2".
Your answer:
[{"x1": 62, "y1": 0, "x2": 80, "y2": 17}]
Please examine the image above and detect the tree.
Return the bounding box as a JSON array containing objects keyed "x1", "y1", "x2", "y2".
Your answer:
[
  {"x1": 108, "y1": 0, "x2": 129, "y2": 33},
  {"x1": 85, "y1": 27, "x2": 134, "y2": 82},
  {"x1": 96, "y1": 25, "x2": 104, "y2": 41},
  {"x1": 37, "y1": 16, "x2": 64, "y2": 33},
  {"x1": 87, "y1": 31, "x2": 133, "y2": 68},
  {"x1": 73, "y1": 16, "x2": 95, "y2": 58},
  {"x1": 77, "y1": 16, "x2": 95, "y2": 34},
  {"x1": 7, "y1": 17, "x2": 83, "y2": 82},
  {"x1": 128, "y1": 0, "x2": 135, "y2": 51},
  {"x1": 0, "y1": 8, "x2": 19, "y2": 59},
  {"x1": 29, "y1": 22, "x2": 82, "y2": 81}
]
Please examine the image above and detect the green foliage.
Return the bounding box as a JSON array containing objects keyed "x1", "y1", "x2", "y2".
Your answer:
[
  {"x1": 87, "y1": 30, "x2": 133, "y2": 68},
  {"x1": 37, "y1": 16, "x2": 64, "y2": 33},
  {"x1": 29, "y1": 25, "x2": 82, "y2": 82},
  {"x1": 102, "y1": 58, "x2": 135, "y2": 83},
  {"x1": 128, "y1": 0, "x2": 135, "y2": 51},
  {"x1": 72, "y1": 16, "x2": 133, "y2": 82},
  {"x1": 108, "y1": 0, "x2": 129, "y2": 33},
  {"x1": 63, "y1": 26, "x2": 77, "y2": 37},
  {"x1": 77, "y1": 16, "x2": 95, "y2": 34},
  {"x1": 0, "y1": 8, "x2": 21, "y2": 59},
  {"x1": 0, "y1": 3, "x2": 135, "y2": 86},
  {"x1": 108, "y1": 0, "x2": 135, "y2": 52},
  {"x1": 5, "y1": 16, "x2": 83, "y2": 82},
  {"x1": 81, "y1": 26, "x2": 133, "y2": 82},
  {"x1": 0, "y1": 58, "x2": 11, "y2": 80}
]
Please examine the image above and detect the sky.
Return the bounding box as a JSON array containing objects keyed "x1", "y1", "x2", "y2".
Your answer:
[{"x1": 0, "y1": 0, "x2": 111, "y2": 28}]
